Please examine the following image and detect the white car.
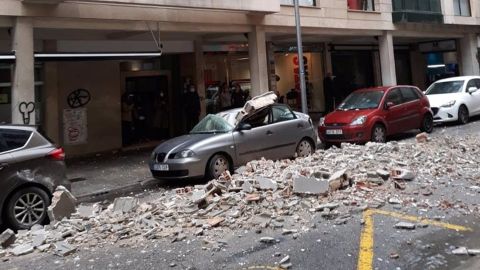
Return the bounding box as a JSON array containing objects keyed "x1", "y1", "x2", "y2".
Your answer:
[{"x1": 425, "y1": 76, "x2": 480, "y2": 124}]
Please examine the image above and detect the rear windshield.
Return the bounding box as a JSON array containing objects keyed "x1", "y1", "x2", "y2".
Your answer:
[{"x1": 0, "y1": 129, "x2": 32, "y2": 153}]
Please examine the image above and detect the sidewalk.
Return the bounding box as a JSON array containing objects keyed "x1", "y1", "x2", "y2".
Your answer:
[{"x1": 66, "y1": 148, "x2": 158, "y2": 201}]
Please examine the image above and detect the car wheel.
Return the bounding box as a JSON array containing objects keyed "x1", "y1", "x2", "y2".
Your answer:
[
  {"x1": 5, "y1": 187, "x2": 50, "y2": 230},
  {"x1": 296, "y1": 139, "x2": 313, "y2": 157},
  {"x1": 207, "y1": 154, "x2": 231, "y2": 180},
  {"x1": 371, "y1": 124, "x2": 386, "y2": 143},
  {"x1": 458, "y1": 105, "x2": 469, "y2": 125},
  {"x1": 420, "y1": 114, "x2": 434, "y2": 133}
]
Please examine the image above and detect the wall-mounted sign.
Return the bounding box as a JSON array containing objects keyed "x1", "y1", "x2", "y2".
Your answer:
[
  {"x1": 63, "y1": 108, "x2": 87, "y2": 145},
  {"x1": 67, "y1": 88, "x2": 91, "y2": 108}
]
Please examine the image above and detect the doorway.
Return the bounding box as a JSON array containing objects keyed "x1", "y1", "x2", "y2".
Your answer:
[{"x1": 122, "y1": 74, "x2": 170, "y2": 146}]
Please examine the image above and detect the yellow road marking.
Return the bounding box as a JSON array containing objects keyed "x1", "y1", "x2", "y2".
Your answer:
[{"x1": 357, "y1": 209, "x2": 473, "y2": 270}]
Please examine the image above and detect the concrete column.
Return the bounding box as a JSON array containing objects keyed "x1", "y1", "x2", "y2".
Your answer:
[
  {"x1": 11, "y1": 17, "x2": 35, "y2": 125},
  {"x1": 194, "y1": 38, "x2": 206, "y2": 118},
  {"x1": 409, "y1": 46, "x2": 427, "y2": 90},
  {"x1": 378, "y1": 31, "x2": 397, "y2": 86},
  {"x1": 43, "y1": 40, "x2": 61, "y2": 143},
  {"x1": 459, "y1": 34, "x2": 480, "y2": 76},
  {"x1": 248, "y1": 26, "x2": 269, "y2": 97}
]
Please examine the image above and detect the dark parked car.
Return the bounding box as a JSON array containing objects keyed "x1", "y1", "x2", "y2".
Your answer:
[
  {"x1": 0, "y1": 125, "x2": 69, "y2": 230},
  {"x1": 318, "y1": 86, "x2": 433, "y2": 145},
  {"x1": 150, "y1": 103, "x2": 317, "y2": 180}
]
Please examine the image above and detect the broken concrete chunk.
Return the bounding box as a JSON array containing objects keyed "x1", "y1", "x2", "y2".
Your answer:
[
  {"x1": 391, "y1": 169, "x2": 415, "y2": 181},
  {"x1": 242, "y1": 181, "x2": 254, "y2": 193},
  {"x1": 376, "y1": 169, "x2": 390, "y2": 179},
  {"x1": 207, "y1": 217, "x2": 225, "y2": 227},
  {"x1": 257, "y1": 177, "x2": 278, "y2": 191},
  {"x1": 32, "y1": 233, "x2": 47, "y2": 248},
  {"x1": 259, "y1": 237, "x2": 276, "y2": 244},
  {"x1": 47, "y1": 186, "x2": 77, "y2": 222},
  {"x1": 388, "y1": 197, "x2": 402, "y2": 205},
  {"x1": 415, "y1": 132, "x2": 429, "y2": 143},
  {"x1": 54, "y1": 241, "x2": 77, "y2": 257},
  {"x1": 112, "y1": 197, "x2": 139, "y2": 213},
  {"x1": 191, "y1": 190, "x2": 206, "y2": 204},
  {"x1": 328, "y1": 169, "x2": 349, "y2": 191},
  {"x1": 0, "y1": 229, "x2": 16, "y2": 248},
  {"x1": 76, "y1": 204, "x2": 95, "y2": 219},
  {"x1": 279, "y1": 255, "x2": 290, "y2": 264},
  {"x1": 394, "y1": 222, "x2": 416, "y2": 230},
  {"x1": 452, "y1": 247, "x2": 480, "y2": 255},
  {"x1": 293, "y1": 176, "x2": 328, "y2": 195},
  {"x1": 12, "y1": 244, "x2": 34, "y2": 256}
]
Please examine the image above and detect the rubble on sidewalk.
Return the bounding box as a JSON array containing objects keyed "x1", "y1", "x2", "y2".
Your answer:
[
  {"x1": 47, "y1": 186, "x2": 77, "y2": 222},
  {"x1": 1, "y1": 135, "x2": 480, "y2": 259}
]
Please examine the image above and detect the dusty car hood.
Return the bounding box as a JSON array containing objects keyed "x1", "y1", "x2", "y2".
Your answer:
[
  {"x1": 426, "y1": 93, "x2": 462, "y2": 107},
  {"x1": 325, "y1": 109, "x2": 377, "y2": 125},
  {"x1": 154, "y1": 133, "x2": 218, "y2": 154}
]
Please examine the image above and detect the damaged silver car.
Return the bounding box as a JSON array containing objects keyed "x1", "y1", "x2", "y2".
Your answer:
[{"x1": 150, "y1": 103, "x2": 316, "y2": 180}]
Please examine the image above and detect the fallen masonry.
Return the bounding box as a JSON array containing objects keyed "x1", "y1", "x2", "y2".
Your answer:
[{"x1": 1, "y1": 135, "x2": 480, "y2": 259}]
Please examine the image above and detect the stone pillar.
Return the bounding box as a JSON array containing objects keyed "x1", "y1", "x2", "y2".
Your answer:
[
  {"x1": 378, "y1": 31, "x2": 397, "y2": 86},
  {"x1": 43, "y1": 40, "x2": 61, "y2": 143},
  {"x1": 248, "y1": 26, "x2": 269, "y2": 97},
  {"x1": 458, "y1": 34, "x2": 480, "y2": 76},
  {"x1": 194, "y1": 38, "x2": 206, "y2": 118},
  {"x1": 11, "y1": 17, "x2": 35, "y2": 125}
]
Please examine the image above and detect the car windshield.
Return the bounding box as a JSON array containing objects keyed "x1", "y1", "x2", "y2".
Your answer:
[
  {"x1": 337, "y1": 91, "x2": 384, "y2": 111},
  {"x1": 190, "y1": 114, "x2": 234, "y2": 134},
  {"x1": 426, "y1": 81, "x2": 464, "y2": 95}
]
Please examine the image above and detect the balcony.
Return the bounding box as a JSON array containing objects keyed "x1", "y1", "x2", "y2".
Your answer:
[{"x1": 392, "y1": 0, "x2": 443, "y2": 23}]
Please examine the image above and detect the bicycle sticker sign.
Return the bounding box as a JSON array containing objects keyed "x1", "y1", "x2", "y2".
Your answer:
[{"x1": 67, "y1": 89, "x2": 91, "y2": 108}]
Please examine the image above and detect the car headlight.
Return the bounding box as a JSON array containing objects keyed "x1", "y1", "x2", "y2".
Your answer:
[
  {"x1": 319, "y1": 117, "x2": 325, "y2": 127},
  {"x1": 175, "y1": 149, "x2": 195, "y2": 159},
  {"x1": 440, "y1": 100, "x2": 456, "y2": 108},
  {"x1": 350, "y1": 116, "x2": 367, "y2": 126}
]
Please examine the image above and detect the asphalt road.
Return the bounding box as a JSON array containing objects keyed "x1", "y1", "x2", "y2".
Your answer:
[{"x1": 3, "y1": 117, "x2": 480, "y2": 270}]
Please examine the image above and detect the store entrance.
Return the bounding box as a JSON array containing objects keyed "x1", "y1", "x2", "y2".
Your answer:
[{"x1": 122, "y1": 75, "x2": 170, "y2": 146}]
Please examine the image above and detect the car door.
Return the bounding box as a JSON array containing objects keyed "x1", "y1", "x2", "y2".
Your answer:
[
  {"x1": 267, "y1": 105, "x2": 302, "y2": 159},
  {"x1": 233, "y1": 107, "x2": 278, "y2": 164},
  {"x1": 383, "y1": 88, "x2": 408, "y2": 135},
  {"x1": 399, "y1": 87, "x2": 422, "y2": 130},
  {"x1": 470, "y1": 79, "x2": 480, "y2": 115},
  {"x1": 0, "y1": 129, "x2": 22, "y2": 187}
]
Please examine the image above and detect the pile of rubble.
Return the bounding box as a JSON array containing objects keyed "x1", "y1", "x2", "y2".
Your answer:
[{"x1": 1, "y1": 134, "x2": 479, "y2": 259}]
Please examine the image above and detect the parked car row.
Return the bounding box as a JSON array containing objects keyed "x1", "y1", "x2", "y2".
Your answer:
[{"x1": 318, "y1": 76, "x2": 480, "y2": 146}]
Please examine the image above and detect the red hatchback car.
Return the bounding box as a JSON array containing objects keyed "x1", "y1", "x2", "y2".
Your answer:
[{"x1": 318, "y1": 86, "x2": 433, "y2": 145}]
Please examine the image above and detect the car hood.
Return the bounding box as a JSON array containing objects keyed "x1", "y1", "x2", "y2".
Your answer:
[
  {"x1": 154, "y1": 133, "x2": 218, "y2": 153},
  {"x1": 426, "y1": 93, "x2": 462, "y2": 107},
  {"x1": 325, "y1": 109, "x2": 377, "y2": 125}
]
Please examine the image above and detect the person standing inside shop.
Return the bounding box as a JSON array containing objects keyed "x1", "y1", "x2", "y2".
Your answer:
[
  {"x1": 121, "y1": 93, "x2": 135, "y2": 145},
  {"x1": 219, "y1": 82, "x2": 231, "y2": 110},
  {"x1": 231, "y1": 84, "x2": 245, "y2": 108},
  {"x1": 323, "y1": 72, "x2": 336, "y2": 113},
  {"x1": 185, "y1": 84, "x2": 201, "y2": 131},
  {"x1": 153, "y1": 91, "x2": 169, "y2": 139}
]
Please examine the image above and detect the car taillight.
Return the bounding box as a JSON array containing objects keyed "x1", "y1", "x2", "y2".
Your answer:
[{"x1": 48, "y1": 148, "x2": 65, "y2": 161}]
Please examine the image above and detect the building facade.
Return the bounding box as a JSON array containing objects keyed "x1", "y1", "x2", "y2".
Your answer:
[{"x1": 0, "y1": 0, "x2": 479, "y2": 156}]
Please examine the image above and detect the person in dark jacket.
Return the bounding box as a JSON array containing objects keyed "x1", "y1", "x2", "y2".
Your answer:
[
  {"x1": 231, "y1": 84, "x2": 245, "y2": 108},
  {"x1": 323, "y1": 72, "x2": 336, "y2": 113},
  {"x1": 185, "y1": 84, "x2": 201, "y2": 131}
]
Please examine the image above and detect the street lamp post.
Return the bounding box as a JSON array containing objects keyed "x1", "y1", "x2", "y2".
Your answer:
[{"x1": 294, "y1": 0, "x2": 308, "y2": 114}]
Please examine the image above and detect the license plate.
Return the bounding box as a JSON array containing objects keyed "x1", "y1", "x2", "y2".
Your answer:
[
  {"x1": 326, "y1": 129, "x2": 343, "y2": 135},
  {"x1": 154, "y1": 164, "x2": 169, "y2": 171}
]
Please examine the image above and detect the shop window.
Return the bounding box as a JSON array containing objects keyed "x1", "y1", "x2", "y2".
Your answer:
[
  {"x1": 280, "y1": 0, "x2": 316, "y2": 6},
  {"x1": 348, "y1": 0, "x2": 375, "y2": 11},
  {"x1": 453, "y1": 0, "x2": 471, "y2": 16}
]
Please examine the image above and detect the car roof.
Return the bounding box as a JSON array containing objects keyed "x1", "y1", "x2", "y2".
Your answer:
[
  {"x1": 434, "y1": 76, "x2": 480, "y2": 83},
  {"x1": 353, "y1": 85, "x2": 420, "y2": 93},
  {"x1": 0, "y1": 125, "x2": 38, "y2": 132}
]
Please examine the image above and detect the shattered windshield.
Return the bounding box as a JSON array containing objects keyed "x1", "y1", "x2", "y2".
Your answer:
[
  {"x1": 426, "y1": 81, "x2": 464, "y2": 95},
  {"x1": 337, "y1": 91, "x2": 384, "y2": 111},
  {"x1": 190, "y1": 114, "x2": 234, "y2": 134}
]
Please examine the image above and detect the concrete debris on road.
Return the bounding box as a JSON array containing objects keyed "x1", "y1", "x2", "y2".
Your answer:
[
  {"x1": 0, "y1": 229, "x2": 16, "y2": 248},
  {"x1": 47, "y1": 186, "x2": 77, "y2": 222},
  {"x1": 1, "y1": 135, "x2": 479, "y2": 259},
  {"x1": 451, "y1": 247, "x2": 480, "y2": 256}
]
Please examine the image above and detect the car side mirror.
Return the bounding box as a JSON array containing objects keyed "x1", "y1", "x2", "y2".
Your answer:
[
  {"x1": 385, "y1": 102, "x2": 394, "y2": 110},
  {"x1": 238, "y1": 123, "x2": 252, "y2": 131},
  {"x1": 468, "y1": 87, "x2": 478, "y2": 94}
]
